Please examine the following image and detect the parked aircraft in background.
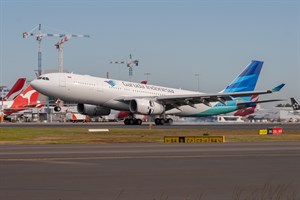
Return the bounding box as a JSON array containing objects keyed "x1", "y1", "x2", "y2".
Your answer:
[
  {"x1": 31, "y1": 60, "x2": 285, "y2": 125},
  {"x1": 0, "y1": 85, "x2": 43, "y2": 116},
  {"x1": 0, "y1": 78, "x2": 26, "y2": 101},
  {"x1": 290, "y1": 97, "x2": 300, "y2": 115},
  {"x1": 0, "y1": 86, "x2": 9, "y2": 100},
  {"x1": 117, "y1": 111, "x2": 149, "y2": 122},
  {"x1": 233, "y1": 95, "x2": 258, "y2": 116}
]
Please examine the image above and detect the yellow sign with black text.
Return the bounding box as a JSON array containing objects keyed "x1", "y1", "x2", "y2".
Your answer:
[{"x1": 164, "y1": 136, "x2": 225, "y2": 143}]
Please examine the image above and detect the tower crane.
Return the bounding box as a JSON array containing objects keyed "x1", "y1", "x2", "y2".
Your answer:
[
  {"x1": 55, "y1": 34, "x2": 90, "y2": 73},
  {"x1": 110, "y1": 54, "x2": 139, "y2": 82},
  {"x1": 23, "y1": 24, "x2": 66, "y2": 76}
]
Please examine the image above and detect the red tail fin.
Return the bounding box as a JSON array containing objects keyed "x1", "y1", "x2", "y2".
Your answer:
[
  {"x1": 4, "y1": 78, "x2": 26, "y2": 100},
  {"x1": 234, "y1": 95, "x2": 259, "y2": 116},
  {"x1": 10, "y1": 85, "x2": 40, "y2": 108}
]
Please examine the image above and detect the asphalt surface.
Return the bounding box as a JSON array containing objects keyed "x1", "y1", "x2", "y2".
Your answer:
[
  {"x1": 0, "y1": 121, "x2": 300, "y2": 130},
  {"x1": 0, "y1": 142, "x2": 299, "y2": 200}
]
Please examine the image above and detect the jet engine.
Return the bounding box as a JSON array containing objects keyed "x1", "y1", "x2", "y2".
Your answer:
[
  {"x1": 77, "y1": 104, "x2": 111, "y2": 116},
  {"x1": 129, "y1": 99, "x2": 165, "y2": 115}
]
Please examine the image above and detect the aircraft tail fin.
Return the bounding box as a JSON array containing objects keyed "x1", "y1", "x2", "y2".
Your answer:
[
  {"x1": 11, "y1": 85, "x2": 40, "y2": 108},
  {"x1": 291, "y1": 98, "x2": 300, "y2": 111},
  {"x1": 233, "y1": 95, "x2": 259, "y2": 116},
  {"x1": 4, "y1": 78, "x2": 26, "y2": 100},
  {"x1": 222, "y1": 60, "x2": 263, "y2": 93}
]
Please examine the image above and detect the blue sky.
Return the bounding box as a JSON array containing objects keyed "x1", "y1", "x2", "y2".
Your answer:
[{"x1": 0, "y1": 0, "x2": 299, "y2": 107}]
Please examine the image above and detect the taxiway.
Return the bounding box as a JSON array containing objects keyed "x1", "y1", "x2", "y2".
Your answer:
[{"x1": 0, "y1": 142, "x2": 299, "y2": 199}]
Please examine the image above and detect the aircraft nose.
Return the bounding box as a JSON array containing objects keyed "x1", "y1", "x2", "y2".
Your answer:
[
  {"x1": 30, "y1": 79, "x2": 39, "y2": 90},
  {"x1": 30, "y1": 79, "x2": 46, "y2": 94}
]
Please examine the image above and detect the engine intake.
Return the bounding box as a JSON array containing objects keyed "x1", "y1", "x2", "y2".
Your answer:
[
  {"x1": 129, "y1": 99, "x2": 164, "y2": 115},
  {"x1": 77, "y1": 104, "x2": 111, "y2": 116}
]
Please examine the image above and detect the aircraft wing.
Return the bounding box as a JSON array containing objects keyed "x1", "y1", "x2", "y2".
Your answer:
[
  {"x1": 157, "y1": 88, "x2": 284, "y2": 109},
  {"x1": 114, "y1": 83, "x2": 285, "y2": 109}
]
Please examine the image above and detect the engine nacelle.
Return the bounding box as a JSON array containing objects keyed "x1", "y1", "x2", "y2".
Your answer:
[
  {"x1": 77, "y1": 104, "x2": 111, "y2": 116},
  {"x1": 129, "y1": 99, "x2": 165, "y2": 115}
]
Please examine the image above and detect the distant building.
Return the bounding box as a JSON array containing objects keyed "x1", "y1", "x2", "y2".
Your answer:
[{"x1": 252, "y1": 107, "x2": 300, "y2": 122}]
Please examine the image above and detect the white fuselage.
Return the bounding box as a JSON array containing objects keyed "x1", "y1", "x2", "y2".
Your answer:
[{"x1": 31, "y1": 73, "x2": 238, "y2": 117}]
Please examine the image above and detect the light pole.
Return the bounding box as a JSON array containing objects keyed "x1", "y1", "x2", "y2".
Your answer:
[
  {"x1": 195, "y1": 73, "x2": 200, "y2": 91},
  {"x1": 1, "y1": 92, "x2": 3, "y2": 123},
  {"x1": 145, "y1": 72, "x2": 151, "y2": 82}
]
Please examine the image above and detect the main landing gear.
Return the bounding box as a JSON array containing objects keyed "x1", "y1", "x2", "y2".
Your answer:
[
  {"x1": 123, "y1": 112, "x2": 173, "y2": 126},
  {"x1": 154, "y1": 117, "x2": 173, "y2": 125},
  {"x1": 124, "y1": 118, "x2": 143, "y2": 125}
]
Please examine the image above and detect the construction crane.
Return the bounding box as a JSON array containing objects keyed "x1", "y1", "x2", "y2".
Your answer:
[
  {"x1": 55, "y1": 34, "x2": 89, "y2": 73},
  {"x1": 110, "y1": 54, "x2": 139, "y2": 82},
  {"x1": 23, "y1": 24, "x2": 67, "y2": 76}
]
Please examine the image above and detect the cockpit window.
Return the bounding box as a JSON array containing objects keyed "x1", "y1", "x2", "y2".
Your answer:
[{"x1": 38, "y1": 77, "x2": 49, "y2": 80}]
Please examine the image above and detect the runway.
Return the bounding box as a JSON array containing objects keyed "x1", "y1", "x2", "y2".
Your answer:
[
  {"x1": 0, "y1": 121, "x2": 299, "y2": 130},
  {"x1": 0, "y1": 142, "x2": 299, "y2": 200}
]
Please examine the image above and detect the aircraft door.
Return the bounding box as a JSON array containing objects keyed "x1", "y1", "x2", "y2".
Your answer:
[
  {"x1": 59, "y1": 75, "x2": 66, "y2": 87},
  {"x1": 96, "y1": 79, "x2": 104, "y2": 93}
]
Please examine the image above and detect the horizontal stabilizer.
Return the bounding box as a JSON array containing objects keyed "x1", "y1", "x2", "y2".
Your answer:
[
  {"x1": 237, "y1": 99, "x2": 284, "y2": 108},
  {"x1": 272, "y1": 83, "x2": 285, "y2": 92}
]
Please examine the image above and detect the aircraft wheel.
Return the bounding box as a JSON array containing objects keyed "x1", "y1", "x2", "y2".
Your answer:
[
  {"x1": 159, "y1": 118, "x2": 165, "y2": 125},
  {"x1": 136, "y1": 119, "x2": 142, "y2": 125},
  {"x1": 54, "y1": 106, "x2": 61, "y2": 112},
  {"x1": 155, "y1": 118, "x2": 161, "y2": 125},
  {"x1": 128, "y1": 118, "x2": 135, "y2": 125},
  {"x1": 124, "y1": 118, "x2": 129, "y2": 125},
  {"x1": 166, "y1": 118, "x2": 173, "y2": 125},
  {"x1": 156, "y1": 118, "x2": 164, "y2": 125}
]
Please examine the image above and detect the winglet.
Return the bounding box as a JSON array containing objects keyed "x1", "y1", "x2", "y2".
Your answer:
[{"x1": 272, "y1": 83, "x2": 285, "y2": 92}]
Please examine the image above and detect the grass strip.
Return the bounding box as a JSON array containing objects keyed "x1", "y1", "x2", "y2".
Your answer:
[{"x1": 0, "y1": 128, "x2": 299, "y2": 144}]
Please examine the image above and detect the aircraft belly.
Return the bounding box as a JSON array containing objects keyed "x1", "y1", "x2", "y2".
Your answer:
[
  {"x1": 103, "y1": 100, "x2": 129, "y2": 111},
  {"x1": 174, "y1": 104, "x2": 210, "y2": 116}
]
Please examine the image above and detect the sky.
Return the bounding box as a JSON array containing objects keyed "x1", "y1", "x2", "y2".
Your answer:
[{"x1": 0, "y1": 0, "x2": 299, "y2": 108}]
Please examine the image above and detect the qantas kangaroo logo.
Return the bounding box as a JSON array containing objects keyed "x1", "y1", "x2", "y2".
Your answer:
[
  {"x1": 19, "y1": 90, "x2": 36, "y2": 104},
  {"x1": 12, "y1": 86, "x2": 39, "y2": 107}
]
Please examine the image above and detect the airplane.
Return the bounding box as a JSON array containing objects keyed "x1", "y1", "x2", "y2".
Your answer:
[
  {"x1": 3, "y1": 78, "x2": 27, "y2": 100},
  {"x1": 233, "y1": 95, "x2": 258, "y2": 117},
  {"x1": 290, "y1": 97, "x2": 300, "y2": 114},
  {"x1": 0, "y1": 86, "x2": 9, "y2": 100},
  {"x1": 232, "y1": 95, "x2": 280, "y2": 117},
  {"x1": 0, "y1": 85, "x2": 43, "y2": 116},
  {"x1": 30, "y1": 60, "x2": 285, "y2": 125},
  {"x1": 0, "y1": 78, "x2": 26, "y2": 101}
]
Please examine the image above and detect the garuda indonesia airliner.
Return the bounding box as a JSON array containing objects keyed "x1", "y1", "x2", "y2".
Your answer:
[{"x1": 31, "y1": 60, "x2": 284, "y2": 125}]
